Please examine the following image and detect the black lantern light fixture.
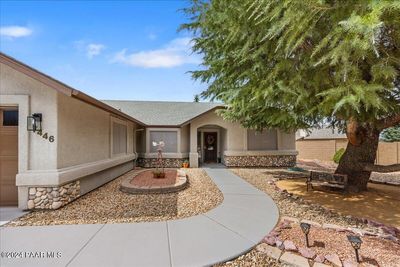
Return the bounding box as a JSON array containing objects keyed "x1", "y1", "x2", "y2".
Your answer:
[
  {"x1": 27, "y1": 113, "x2": 42, "y2": 132},
  {"x1": 300, "y1": 222, "x2": 311, "y2": 247},
  {"x1": 347, "y1": 235, "x2": 362, "y2": 263}
]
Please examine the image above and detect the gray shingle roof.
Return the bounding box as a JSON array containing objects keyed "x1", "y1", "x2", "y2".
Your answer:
[
  {"x1": 102, "y1": 100, "x2": 223, "y2": 126},
  {"x1": 297, "y1": 127, "x2": 347, "y2": 140}
]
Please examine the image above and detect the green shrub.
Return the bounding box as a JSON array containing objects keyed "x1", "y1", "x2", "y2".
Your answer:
[{"x1": 333, "y1": 148, "x2": 345, "y2": 163}]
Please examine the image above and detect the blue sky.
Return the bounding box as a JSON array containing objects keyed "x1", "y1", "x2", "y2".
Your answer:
[{"x1": 0, "y1": 1, "x2": 206, "y2": 101}]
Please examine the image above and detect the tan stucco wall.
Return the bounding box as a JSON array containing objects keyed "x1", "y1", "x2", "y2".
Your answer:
[
  {"x1": 189, "y1": 110, "x2": 247, "y2": 153},
  {"x1": 278, "y1": 131, "x2": 296, "y2": 150},
  {"x1": 188, "y1": 109, "x2": 296, "y2": 167},
  {"x1": 57, "y1": 93, "x2": 110, "y2": 168},
  {"x1": 180, "y1": 124, "x2": 190, "y2": 153},
  {"x1": 2, "y1": 62, "x2": 140, "y2": 208},
  {"x1": 1, "y1": 62, "x2": 58, "y2": 170},
  {"x1": 57, "y1": 94, "x2": 138, "y2": 169}
]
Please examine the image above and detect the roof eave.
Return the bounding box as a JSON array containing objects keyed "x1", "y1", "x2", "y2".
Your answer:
[
  {"x1": 179, "y1": 106, "x2": 225, "y2": 127},
  {"x1": 0, "y1": 52, "x2": 145, "y2": 126}
]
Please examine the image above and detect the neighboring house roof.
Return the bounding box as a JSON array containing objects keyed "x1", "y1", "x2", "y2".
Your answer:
[
  {"x1": 0, "y1": 52, "x2": 145, "y2": 126},
  {"x1": 297, "y1": 128, "x2": 347, "y2": 140},
  {"x1": 103, "y1": 100, "x2": 224, "y2": 127}
]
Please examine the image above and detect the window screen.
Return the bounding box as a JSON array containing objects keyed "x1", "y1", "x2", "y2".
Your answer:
[
  {"x1": 113, "y1": 122, "x2": 127, "y2": 155},
  {"x1": 247, "y1": 129, "x2": 277, "y2": 150},
  {"x1": 136, "y1": 130, "x2": 144, "y2": 153},
  {"x1": 2, "y1": 110, "x2": 18, "y2": 126},
  {"x1": 150, "y1": 131, "x2": 178, "y2": 153}
]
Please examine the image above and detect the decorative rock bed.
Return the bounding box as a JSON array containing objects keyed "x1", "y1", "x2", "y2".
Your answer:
[
  {"x1": 220, "y1": 168, "x2": 400, "y2": 267},
  {"x1": 256, "y1": 217, "x2": 400, "y2": 267},
  {"x1": 120, "y1": 169, "x2": 188, "y2": 194}
]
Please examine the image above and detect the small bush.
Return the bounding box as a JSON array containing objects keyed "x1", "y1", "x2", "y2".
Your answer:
[{"x1": 333, "y1": 148, "x2": 345, "y2": 163}]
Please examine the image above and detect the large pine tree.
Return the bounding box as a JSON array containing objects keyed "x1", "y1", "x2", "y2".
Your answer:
[{"x1": 182, "y1": 0, "x2": 400, "y2": 191}]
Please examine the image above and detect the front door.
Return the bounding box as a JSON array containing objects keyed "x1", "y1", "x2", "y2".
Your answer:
[
  {"x1": 0, "y1": 108, "x2": 19, "y2": 206},
  {"x1": 203, "y1": 132, "x2": 217, "y2": 163}
]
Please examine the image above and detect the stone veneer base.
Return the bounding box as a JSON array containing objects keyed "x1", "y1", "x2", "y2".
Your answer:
[
  {"x1": 223, "y1": 155, "x2": 296, "y2": 167},
  {"x1": 137, "y1": 158, "x2": 188, "y2": 168},
  {"x1": 27, "y1": 180, "x2": 80, "y2": 210}
]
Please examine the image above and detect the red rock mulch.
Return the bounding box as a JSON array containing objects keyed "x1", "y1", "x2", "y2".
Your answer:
[
  {"x1": 277, "y1": 224, "x2": 400, "y2": 267},
  {"x1": 130, "y1": 170, "x2": 177, "y2": 187}
]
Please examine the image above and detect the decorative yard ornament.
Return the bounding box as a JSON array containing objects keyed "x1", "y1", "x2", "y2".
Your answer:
[
  {"x1": 152, "y1": 140, "x2": 165, "y2": 178},
  {"x1": 300, "y1": 222, "x2": 311, "y2": 247},
  {"x1": 347, "y1": 235, "x2": 362, "y2": 263}
]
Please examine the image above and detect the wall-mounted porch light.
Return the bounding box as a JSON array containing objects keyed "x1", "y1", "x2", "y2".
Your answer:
[{"x1": 27, "y1": 113, "x2": 42, "y2": 132}]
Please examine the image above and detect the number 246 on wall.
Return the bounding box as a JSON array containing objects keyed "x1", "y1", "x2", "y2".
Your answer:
[{"x1": 36, "y1": 130, "x2": 55, "y2": 143}]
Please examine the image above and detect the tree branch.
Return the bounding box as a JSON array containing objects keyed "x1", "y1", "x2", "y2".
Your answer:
[
  {"x1": 377, "y1": 113, "x2": 400, "y2": 130},
  {"x1": 364, "y1": 163, "x2": 400, "y2": 173}
]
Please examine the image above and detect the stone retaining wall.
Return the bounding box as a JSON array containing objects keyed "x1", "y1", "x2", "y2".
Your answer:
[
  {"x1": 27, "y1": 181, "x2": 80, "y2": 210},
  {"x1": 223, "y1": 155, "x2": 296, "y2": 167},
  {"x1": 137, "y1": 158, "x2": 188, "y2": 168}
]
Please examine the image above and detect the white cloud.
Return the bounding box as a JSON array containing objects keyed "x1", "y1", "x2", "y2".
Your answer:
[
  {"x1": 86, "y1": 43, "x2": 105, "y2": 59},
  {"x1": 111, "y1": 37, "x2": 200, "y2": 68},
  {"x1": 0, "y1": 26, "x2": 32, "y2": 38},
  {"x1": 147, "y1": 33, "x2": 157, "y2": 40}
]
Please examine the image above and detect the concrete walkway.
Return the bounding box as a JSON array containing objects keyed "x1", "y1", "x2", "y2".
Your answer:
[
  {"x1": 0, "y1": 207, "x2": 29, "y2": 226},
  {"x1": 0, "y1": 168, "x2": 279, "y2": 267}
]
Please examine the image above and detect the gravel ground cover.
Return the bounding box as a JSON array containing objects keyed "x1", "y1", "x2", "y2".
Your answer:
[
  {"x1": 6, "y1": 168, "x2": 223, "y2": 226},
  {"x1": 279, "y1": 224, "x2": 400, "y2": 267},
  {"x1": 276, "y1": 178, "x2": 400, "y2": 228},
  {"x1": 216, "y1": 168, "x2": 399, "y2": 267},
  {"x1": 297, "y1": 159, "x2": 400, "y2": 185},
  {"x1": 230, "y1": 168, "x2": 365, "y2": 228}
]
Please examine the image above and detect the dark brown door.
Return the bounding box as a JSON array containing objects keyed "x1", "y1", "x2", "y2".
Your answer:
[{"x1": 203, "y1": 132, "x2": 217, "y2": 163}]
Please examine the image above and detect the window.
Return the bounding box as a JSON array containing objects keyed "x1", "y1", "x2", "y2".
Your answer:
[
  {"x1": 113, "y1": 122, "x2": 127, "y2": 155},
  {"x1": 136, "y1": 130, "x2": 145, "y2": 153},
  {"x1": 2, "y1": 110, "x2": 18, "y2": 126},
  {"x1": 150, "y1": 131, "x2": 178, "y2": 153},
  {"x1": 247, "y1": 129, "x2": 277, "y2": 150}
]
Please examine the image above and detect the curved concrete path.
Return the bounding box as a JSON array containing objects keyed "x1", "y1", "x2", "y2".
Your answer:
[{"x1": 0, "y1": 168, "x2": 279, "y2": 267}]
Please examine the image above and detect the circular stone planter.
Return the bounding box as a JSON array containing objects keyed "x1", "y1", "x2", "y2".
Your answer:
[{"x1": 120, "y1": 169, "x2": 188, "y2": 194}]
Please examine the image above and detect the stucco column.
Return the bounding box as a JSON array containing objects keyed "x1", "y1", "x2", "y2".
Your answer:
[{"x1": 189, "y1": 124, "x2": 199, "y2": 168}]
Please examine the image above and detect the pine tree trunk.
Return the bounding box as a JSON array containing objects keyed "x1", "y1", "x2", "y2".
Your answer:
[{"x1": 335, "y1": 125, "x2": 380, "y2": 192}]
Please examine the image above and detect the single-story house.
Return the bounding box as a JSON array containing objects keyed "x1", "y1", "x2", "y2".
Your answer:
[{"x1": 0, "y1": 52, "x2": 297, "y2": 210}]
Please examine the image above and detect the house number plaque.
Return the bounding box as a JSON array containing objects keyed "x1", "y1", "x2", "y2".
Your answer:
[{"x1": 36, "y1": 130, "x2": 55, "y2": 143}]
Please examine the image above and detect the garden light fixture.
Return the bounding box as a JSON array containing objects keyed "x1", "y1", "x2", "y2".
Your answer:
[
  {"x1": 300, "y1": 222, "x2": 311, "y2": 247},
  {"x1": 27, "y1": 113, "x2": 42, "y2": 132},
  {"x1": 347, "y1": 235, "x2": 362, "y2": 263}
]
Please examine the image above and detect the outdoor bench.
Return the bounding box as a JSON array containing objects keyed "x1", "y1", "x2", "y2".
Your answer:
[{"x1": 306, "y1": 171, "x2": 348, "y2": 192}]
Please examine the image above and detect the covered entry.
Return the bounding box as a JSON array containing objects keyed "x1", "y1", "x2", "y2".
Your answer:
[
  {"x1": 0, "y1": 107, "x2": 19, "y2": 206},
  {"x1": 197, "y1": 125, "x2": 226, "y2": 165}
]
